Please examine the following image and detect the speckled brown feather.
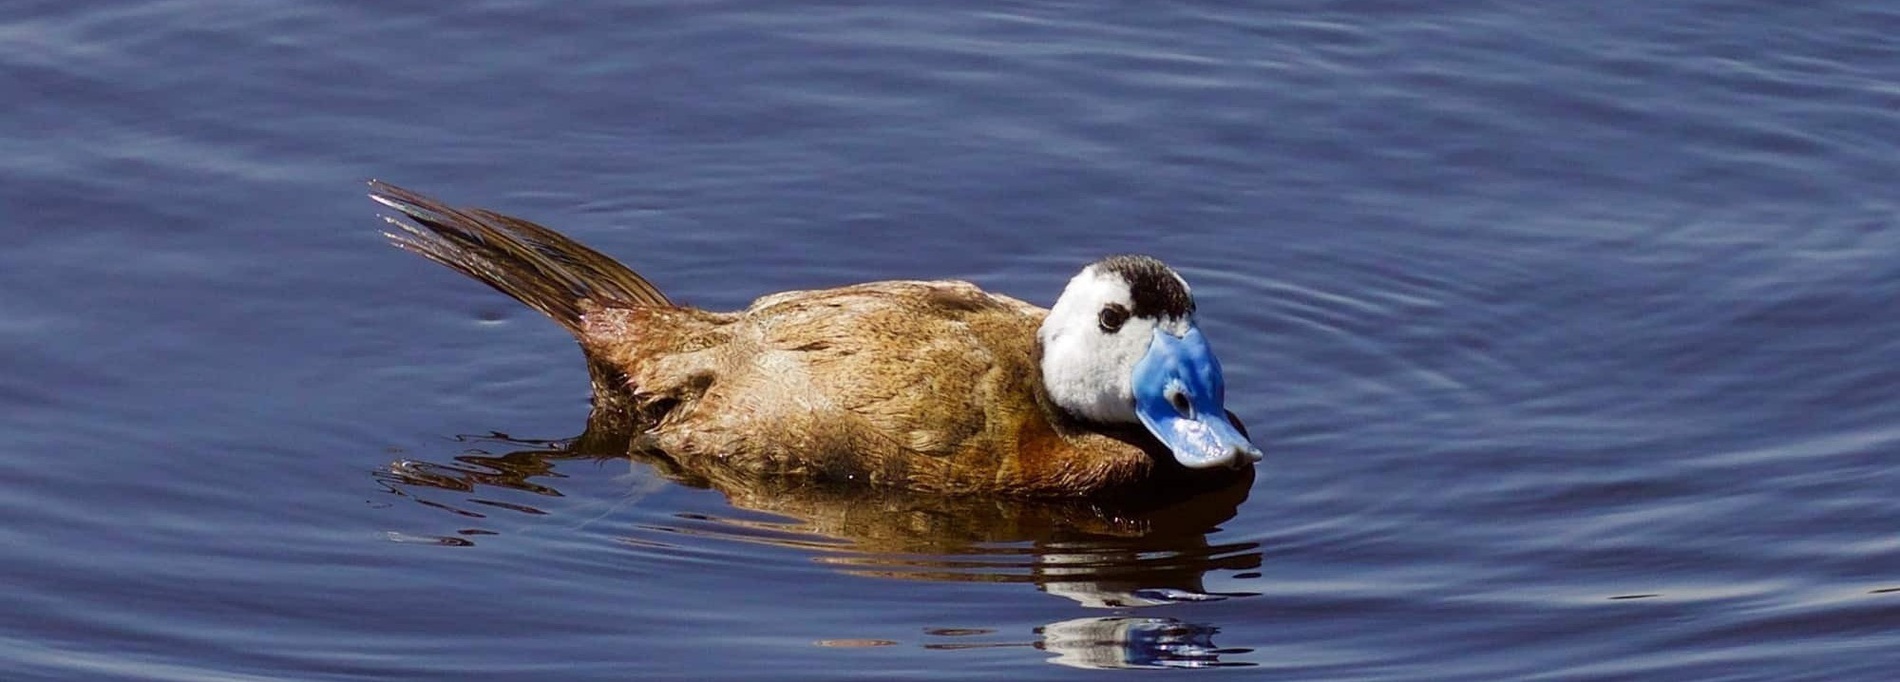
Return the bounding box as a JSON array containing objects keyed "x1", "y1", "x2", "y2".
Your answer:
[{"x1": 373, "y1": 182, "x2": 1230, "y2": 496}]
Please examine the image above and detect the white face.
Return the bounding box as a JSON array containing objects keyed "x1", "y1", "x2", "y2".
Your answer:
[{"x1": 1037, "y1": 264, "x2": 1191, "y2": 425}]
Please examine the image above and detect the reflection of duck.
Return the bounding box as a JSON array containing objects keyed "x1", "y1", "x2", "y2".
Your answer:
[
  {"x1": 378, "y1": 441, "x2": 1262, "y2": 668},
  {"x1": 377, "y1": 436, "x2": 1260, "y2": 607},
  {"x1": 373, "y1": 183, "x2": 1261, "y2": 496}
]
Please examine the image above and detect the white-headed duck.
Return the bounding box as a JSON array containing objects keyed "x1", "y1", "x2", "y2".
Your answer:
[{"x1": 372, "y1": 181, "x2": 1261, "y2": 497}]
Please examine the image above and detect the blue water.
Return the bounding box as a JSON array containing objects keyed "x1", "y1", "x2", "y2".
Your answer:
[{"x1": 5, "y1": 2, "x2": 1899, "y2": 679}]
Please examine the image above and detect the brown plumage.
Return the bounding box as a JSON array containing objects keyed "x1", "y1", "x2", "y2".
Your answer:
[{"x1": 373, "y1": 181, "x2": 1251, "y2": 497}]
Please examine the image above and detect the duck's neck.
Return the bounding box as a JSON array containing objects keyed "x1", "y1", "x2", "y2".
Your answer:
[
  {"x1": 1034, "y1": 336, "x2": 1135, "y2": 428},
  {"x1": 1036, "y1": 341, "x2": 1139, "y2": 428}
]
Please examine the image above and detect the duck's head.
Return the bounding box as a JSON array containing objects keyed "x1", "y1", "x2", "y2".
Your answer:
[{"x1": 1039, "y1": 255, "x2": 1264, "y2": 471}]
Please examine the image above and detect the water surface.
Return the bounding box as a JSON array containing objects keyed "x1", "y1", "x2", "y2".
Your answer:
[{"x1": 4, "y1": 2, "x2": 1899, "y2": 680}]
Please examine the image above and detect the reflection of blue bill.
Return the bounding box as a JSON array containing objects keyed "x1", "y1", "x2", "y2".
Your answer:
[
  {"x1": 1040, "y1": 616, "x2": 1249, "y2": 669},
  {"x1": 1041, "y1": 578, "x2": 1228, "y2": 608}
]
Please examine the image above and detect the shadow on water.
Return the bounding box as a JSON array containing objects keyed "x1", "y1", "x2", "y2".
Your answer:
[{"x1": 375, "y1": 419, "x2": 1262, "y2": 669}]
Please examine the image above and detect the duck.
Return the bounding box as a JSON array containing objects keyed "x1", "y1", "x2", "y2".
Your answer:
[{"x1": 371, "y1": 181, "x2": 1262, "y2": 497}]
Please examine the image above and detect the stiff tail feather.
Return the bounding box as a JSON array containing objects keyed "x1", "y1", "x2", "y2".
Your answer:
[
  {"x1": 372, "y1": 181, "x2": 670, "y2": 439},
  {"x1": 370, "y1": 180, "x2": 671, "y2": 333}
]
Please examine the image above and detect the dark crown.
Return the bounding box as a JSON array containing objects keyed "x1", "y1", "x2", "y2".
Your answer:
[{"x1": 1094, "y1": 254, "x2": 1195, "y2": 319}]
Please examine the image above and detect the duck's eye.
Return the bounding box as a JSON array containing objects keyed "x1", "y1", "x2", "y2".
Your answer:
[
  {"x1": 1098, "y1": 303, "x2": 1129, "y2": 333},
  {"x1": 1168, "y1": 389, "x2": 1191, "y2": 417}
]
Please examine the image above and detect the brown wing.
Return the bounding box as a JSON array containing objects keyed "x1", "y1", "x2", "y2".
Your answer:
[
  {"x1": 753, "y1": 280, "x2": 1044, "y2": 455},
  {"x1": 585, "y1": 280, "x2": 1041, "y2": 485}
]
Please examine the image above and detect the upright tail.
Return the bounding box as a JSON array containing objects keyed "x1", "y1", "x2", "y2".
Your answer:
[
  {"x1": 370, "y1": 180, "x2": 672, "y2": 333},
  {"x1": 372, "y1": 181, "x2": 672, "y2": 439}
]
